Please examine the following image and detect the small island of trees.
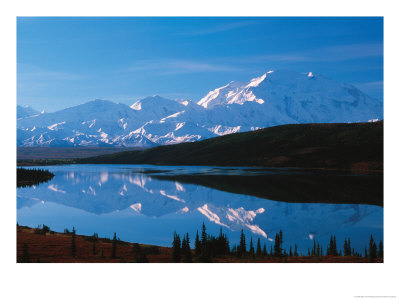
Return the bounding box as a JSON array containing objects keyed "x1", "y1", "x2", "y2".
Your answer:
[{"x1": 17, "y1": 167, "x2": 54, "y2": 188}]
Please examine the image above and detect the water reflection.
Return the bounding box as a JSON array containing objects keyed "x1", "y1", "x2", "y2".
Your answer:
[{"x1": 17, "y1": 165, "x2": 383, "y2": 253}]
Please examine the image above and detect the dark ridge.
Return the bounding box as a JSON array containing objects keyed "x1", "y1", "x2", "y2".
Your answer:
[{"x1": 77, "y1": 121, "x2": 383, "y2": 172}]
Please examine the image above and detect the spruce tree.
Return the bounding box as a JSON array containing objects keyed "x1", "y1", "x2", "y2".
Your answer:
[
  {"x1": 217, "y1": 228, "x2": 225, "y2": 255},
  {"x1": 378, "y1": 240, "x2": 383, "y2": 259},
  {"x1": 249, "y1": 237, "x2": 255, "y2": 259},
  {"x1": 201, "y1": 222, "x2": 207, "y2": 250},
  {"x1": 369, "y1": 235, "x2": 377, "y2": 262},
  {"x1": 289, "y1": 246, "x2": 293, "y2": 257},
  {"x1": 195, "y1": 230, "x2": 201, "y2": 256},
  {"x1": 172, "y1": 231, "x2": 181, "y2": 262},
  {"x1": 71, "y1": 226, "x2": 76, "y2": 257},
  {"x1": 224, "y1": 233, "x2": 230, "y2": 255},
  {"x1": 112, "y1": 232, "x2": 117, "y2": 258},
  {"x1": 262, "y1": 244, "x2": 267, "y2": 257},
  {"x1": 328, "y1": 236, "x2": 333, "y2": 255},
  {"x1": 183, "y1": 233, "x2": 192, "y2": 263},
  {"x1": 274, "y1": 233, "x2": 281, "y2": 257},
  {"x1": 372, "y1": 242, "x2": 377, "y2": 261},
  {"x1": 256, "y1": 238, "x2": 262, "y2": 257},
  {"x1": 348, "y1": 238, "x2": 351, "y2": 256},
  {"x1": 181, "y1": 234, "x2": 187, "y2": 252},
  {"x1": 333, "y1": 235, "x2": 337, "y2": 256},
  {"x1": 181, "y1": 234, "x2": 188, "y2": 260},
  {"x1": 238, "y1": 229, "x2": 246, "y2": 258},
  {"x1": 312, "y1": 240, "x2": 316, "y2": 256}
]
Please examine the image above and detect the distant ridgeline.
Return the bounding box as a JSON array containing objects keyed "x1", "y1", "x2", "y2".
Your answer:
[
  {"x1": 78, "y1": 121, "x2": 383, "y2": 172},
  {"x1": 17, "y1": 168, "x2": 54, "y2": 188}
]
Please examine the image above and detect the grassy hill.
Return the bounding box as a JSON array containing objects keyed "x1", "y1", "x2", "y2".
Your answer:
[{"x1": 78, "y1": 121, "x2": 383, "y2": 171}]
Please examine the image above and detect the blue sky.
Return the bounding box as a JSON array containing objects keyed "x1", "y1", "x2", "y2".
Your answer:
[{"x1": 17, "y1": 17, "x2": 383, "y2": 112}]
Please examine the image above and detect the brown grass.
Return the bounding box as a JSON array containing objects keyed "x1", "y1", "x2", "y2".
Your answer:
[{"x1": 16, "y1": 226, "x2": 381, "y2": 263}]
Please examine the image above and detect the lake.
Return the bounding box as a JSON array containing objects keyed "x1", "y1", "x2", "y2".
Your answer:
[{"x1": 17, "y1": 164, "x2": 383, "y2": 254}]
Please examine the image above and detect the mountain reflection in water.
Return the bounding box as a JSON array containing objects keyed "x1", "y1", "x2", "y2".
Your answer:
[{"x1": 17, "y1": 165, "x2": 383, "y2": 253}]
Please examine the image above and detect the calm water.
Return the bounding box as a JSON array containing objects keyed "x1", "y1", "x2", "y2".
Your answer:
[{"x1": 17, "y1": 164, "x2": 383, "y2": 254}]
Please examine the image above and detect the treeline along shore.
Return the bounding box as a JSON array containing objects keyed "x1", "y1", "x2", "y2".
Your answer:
[
  {"x1": 17, "y1": 121, "x2": 383, "y2": 172},
  {"x1": 17, "y1": 223, "x2": 382, "y2": 263},
  {"x1": 17, "y1": 167, "x2": 54, "y2": 188}
]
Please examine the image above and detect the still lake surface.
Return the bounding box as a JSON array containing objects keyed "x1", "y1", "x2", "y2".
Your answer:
[{"x1": 17, "y1": 164, "x2": 383, "y2": 254}]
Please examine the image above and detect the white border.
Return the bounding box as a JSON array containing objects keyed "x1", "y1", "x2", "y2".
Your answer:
[{"x1": 2, "y1": 1, "x2": 399, "y2": 299}]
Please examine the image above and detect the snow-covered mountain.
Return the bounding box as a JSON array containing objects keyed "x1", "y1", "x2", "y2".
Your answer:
[
  {"x1": 17, "y1": 70, "x2": 383, "y2": 147},
  {"x1": 198, "y1": 70, "x2": 382, "y2": 124}
]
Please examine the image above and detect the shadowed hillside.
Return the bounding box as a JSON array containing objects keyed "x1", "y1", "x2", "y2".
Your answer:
[{"x1": 78, "y1": 121, "x2": 383, "y2": 171}]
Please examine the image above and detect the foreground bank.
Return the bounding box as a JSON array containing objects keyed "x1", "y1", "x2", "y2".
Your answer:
[{"x1": 17, "y1": 225, "x2": 382, "y2": 263}]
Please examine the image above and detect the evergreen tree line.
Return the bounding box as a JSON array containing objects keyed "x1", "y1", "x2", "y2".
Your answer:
[
  {"x1": 325, "y1": 234, "x2": 383, "y2": 261},
  {"x1": 17, "y1": 167, "x2": 54, "y2": 188},
  {"x1": 231, "y1": 229, "x2": 299, "y2": 259},
  {"x1": 233, "y1": 231, "x2": 383, "y2": 261},
  {"x1": 171, "y1": 224, "x2": 383, "y2": 262},
  {"x1": 172, "y1": 223, "x2": 230, "y2": 262}
]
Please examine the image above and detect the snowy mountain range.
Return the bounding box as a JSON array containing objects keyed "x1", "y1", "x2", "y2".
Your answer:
[{"x1": 17, "y1": 70, "x2": 383, "y2": 147}]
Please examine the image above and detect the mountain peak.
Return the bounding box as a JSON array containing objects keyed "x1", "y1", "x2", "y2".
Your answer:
[
  {"x1": 17, "y1": 70, "x2": 383, "y2": 148},
  {"x1": 131, "y1": 95, "x2": 180, "y2": 111},
  {"x1": 246, "y1": 73, "x2": 267, "y2": 88},
  {"x1": 196, "y1": 69, "x2": 382, "y2": 123}
]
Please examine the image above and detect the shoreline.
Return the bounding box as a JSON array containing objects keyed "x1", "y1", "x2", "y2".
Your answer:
[{"x1": 17, "y1": 225, "x2": 381, "y2": 263}]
